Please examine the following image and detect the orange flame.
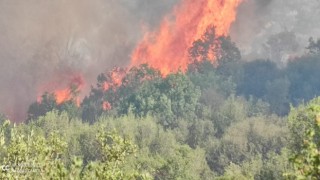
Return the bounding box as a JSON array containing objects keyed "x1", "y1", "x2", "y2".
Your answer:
[
  {"x1": 54, "y1": 75, "x2": 84, "y2": 105},
  {"x1": 131, "y1": 0, "x2": 243, "y2": 75},
  {"x1": 37, "y1": 75, "x2": 84, "y2": 106},
  {"x1": 55, "y1": 89, "x2": 71, "y2": 104}
]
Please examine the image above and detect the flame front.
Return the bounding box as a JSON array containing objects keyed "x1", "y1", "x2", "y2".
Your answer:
[{"x1": 131, "y1": 0, "x2": 243, "y2": 75}]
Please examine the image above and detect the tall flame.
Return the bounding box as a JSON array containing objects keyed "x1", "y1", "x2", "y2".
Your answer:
[{"x1": 131, "y1": 0, "x2": 243, "y2": 75}]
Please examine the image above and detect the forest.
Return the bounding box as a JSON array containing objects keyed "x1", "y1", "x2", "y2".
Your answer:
[{"x1": 1, "y1": 25, "x2": 320, "y2": 179}]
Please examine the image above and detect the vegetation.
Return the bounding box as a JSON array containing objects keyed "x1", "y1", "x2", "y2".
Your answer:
[{"x1": 2, "y1": 27, "x2": 320, "y2": 179}]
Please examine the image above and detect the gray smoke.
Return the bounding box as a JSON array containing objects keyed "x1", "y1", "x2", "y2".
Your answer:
[
  {"x1": 0, "y1": 0, "x2": 178, "y2": 122},
  {"x1": 230, "y1": 0, "x2": 320, "y2": 66},
  {"x1": 3, "y1": 0, "x2": 320, "y2": 122}
]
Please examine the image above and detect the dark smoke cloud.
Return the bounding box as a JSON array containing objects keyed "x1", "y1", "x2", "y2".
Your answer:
[
  {"x1": 230, "y1": 0, "x2": 320, "y2": 65},
  {"x1": 0, "y1": 0, "x2": 178, "y2": 122}
]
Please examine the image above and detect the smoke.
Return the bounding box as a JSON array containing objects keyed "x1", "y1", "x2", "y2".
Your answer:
[
  {"x1": 3, "y1": 0, "x2": 320, "y2": 121},
  {"x1": 230, "y1": 0, "x2": 320, "y2": 65},
  {"x1": 0, "y1": 0, "x2": 178, "y2": 122}
]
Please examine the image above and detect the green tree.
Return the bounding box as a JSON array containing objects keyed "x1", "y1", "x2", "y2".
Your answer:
[
  {"x1": 27, "y1": 83, "x2": 81, "y2": 122},
  {"x1": 237, "y1": 60, "x2": 280, "y2": 99},
  {"x1": 119, "y1": 72, "x2": 201, "y2": 129},
  {"x1": 207, "y1": 115, "x2": 288, "y2": 175},
  {"x1": 27, "y1": 92, "x2": 58, "y2": 122},
  {"x1": 0, "y1": 119, "x2": 149, "y2": 179},
  {"x1": 81, "y1": 65, "x2": 161, "y2": 124},
  {"x1": 286, "y1": 54, "x2": 320, "y2": 105},
  {"x1": 287, "y1": 97, "x2": 320, "y2": 179},
  {"x1": 187, "y1": 60, "x2": 236, "y2": 97},
  {"x1": 82, "y1": 130, "x2": 151, "y2": 179},
  {"x1": 265, "y1": 77, "x2": 290, "y2": 115},
  {"x1": 0, "y1": 122, "x2": 69, "y2": 179},
  {"x1": 215, "y1": 36, "x2": 241, "y2": 78},
  {"x1": 188, "y1": 26, "x2": 241, "y2": 78}
]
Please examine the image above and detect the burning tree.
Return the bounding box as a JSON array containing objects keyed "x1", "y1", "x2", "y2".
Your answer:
[
  {"x1": 131, "y1": 0, "x2": 243, "y2": 75},
  {"x1": 27, "y1": 77, "x2": 83, "y2": 122}
]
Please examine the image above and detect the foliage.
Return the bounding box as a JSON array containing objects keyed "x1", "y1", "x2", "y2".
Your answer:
[
  {"x1": 0, "y1": 120, "x2": 149, "y2": 179},
  {"x1": 265, "y1": 77, "x2": 290, "y2": 115},
  {"x1": 188, "y1": 26, "x2": 241, "y2": 81},
  {"x1": 237, "y1": 59, "x2": 280, "y2": 99},
  {"x1": 286, "y1": 55, "x2": 320, "y2": 105},
  {"x1": 0, "y1": 121, "x2": 69, "y2": 179},
  {"x1": 287, "y1": 97, "x2": 320, "y2": 179},
  {"x1": 288, "y1": 97, "x2": 320, "y2": 152},
  {"x1": 82, "y1": 130, "x2": 150, "y2": 179},
  {"x1": 11, "y1": 30, "x2": 320, "y2": 179},
  {"x1": 118, "y1": 72, "x2": 201, "y2": 129},
  {"x1": 206, "y1": 115, "x2": 288, "y2": 175},
  {"x1": 27, "y1": 91, "x2": 81, "y2": 123},
  {"x1": 27, "y1": 92, "x2": 57, "y2": 121}
]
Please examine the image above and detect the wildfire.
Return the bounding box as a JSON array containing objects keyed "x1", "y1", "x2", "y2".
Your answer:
[
  {"x1": 38, "y1": 74, "x2": 84, "y2": 106},
  {"x1": 99, "y1": 67, "x2": 127, "y2": 111},
  {"x1": 54, "y1": 75, "x2": 84, "y2": 105},
  {"x1": 101, "y1": 67, "x2": 127, "y2": 92},
  {"x1": 37, "y1": 0, "x2": 243, "y2": 108},
  {"x1": 55, "y1": 89, "x2": 71, "y2": 104},
  {"x1": 131, "y1": 0, "x2": 243, "y2": 75}
]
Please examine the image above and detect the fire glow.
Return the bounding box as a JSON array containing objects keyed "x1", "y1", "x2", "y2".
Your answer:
[
  {"x1": 55, "y1": 75, "x2": 84, "y2": 106},
  {"x1": 131, "y1": 0, "x2": 243, "y2": 75},
  {"x1": 37, "y1": 75, "x2": 84, "y2": 106}
]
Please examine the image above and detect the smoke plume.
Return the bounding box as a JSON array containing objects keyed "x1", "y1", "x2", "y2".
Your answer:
[
  {"x1": 0, "y1": 0, "x2": 177, "y2": 122},
  {"x1": 230, "y1": 0, "x2": 320, "y2": 65},
  {"x1": 2, "y1": 0, "x2": 320, "y2": 122}
]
